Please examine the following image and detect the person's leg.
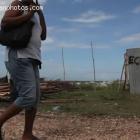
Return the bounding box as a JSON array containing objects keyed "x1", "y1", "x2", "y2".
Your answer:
[
  {"x1": 0, "y1": 56, "x2": 22, "y2": 138},
  {"x1": 22, "y1": 62, "x2": 41, "y2": 140},
  {"x1": 22, "y1": 108, "x2": 37, "y2": 139},
  {"x1": 0, "y1": 103, "x2": 22, "y2": 127},
  {"x1": 0, "y1": 103, "x2": 23, "y2": 139}
]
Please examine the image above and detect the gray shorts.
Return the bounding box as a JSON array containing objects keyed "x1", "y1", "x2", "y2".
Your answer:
[{"x1": 5, "y1": 49, "x2": 41, "y2": 110}]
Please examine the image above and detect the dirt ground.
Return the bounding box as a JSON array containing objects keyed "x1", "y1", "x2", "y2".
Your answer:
[{"x1": 1, "y1": 111, "x2": 140, "y2": 140}]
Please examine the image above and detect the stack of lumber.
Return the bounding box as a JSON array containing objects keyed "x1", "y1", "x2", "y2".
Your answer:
[
  {"x1": 0, "y1": 83, "x2": 10, "y2": 95},
  {"x1": 41, "y1": 81, "x2": 76, "y2": 93},
  {"x1": 0, "y1": 81, "x2": 77, "y2": 101},
  {"x1": 0, "y1": 83, "x2": 10, "y2": 101}
]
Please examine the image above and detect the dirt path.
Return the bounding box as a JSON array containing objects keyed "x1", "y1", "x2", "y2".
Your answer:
[{"x1": 1, "y1": 111, "x2": 140, "y2": 140}]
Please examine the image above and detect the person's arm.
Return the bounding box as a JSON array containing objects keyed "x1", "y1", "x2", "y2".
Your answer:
[
  {"x1": 1, "y1": 0, "x2": 35, "y2": 30},
  {"x1": 37, "y1": 10, "x2": 47, "y2": 41}
]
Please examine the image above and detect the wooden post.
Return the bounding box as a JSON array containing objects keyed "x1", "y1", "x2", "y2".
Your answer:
[
  {"x1": 118, "y1": 53, "x2": 129, "y2": 92},
  {"x1": 118, "y1": 60, "x2": 125, "y2": 92},
  {"x1": 62, "y1": 47, "x2": 66, "y2": 81},
  {"x1": 123, "y1": 53, "x2": 129, "y2": 90},
  {"x1": 91, "y1": 41, "x2": 96, "y2": 91}
]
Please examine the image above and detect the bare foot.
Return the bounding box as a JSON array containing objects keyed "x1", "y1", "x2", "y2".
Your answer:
[
  {"x1": 32, "y1": 135, "x2": 40, "y2": 140},
  {"x1": 22, "y1": 134, "x2": 32, "y2": 140},
  {"x1": 22, "y1": 135, "x2": 40, "y2": 140}
]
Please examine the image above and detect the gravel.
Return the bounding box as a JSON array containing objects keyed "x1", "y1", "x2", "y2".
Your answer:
[{"x1": 1, "y1": 111, "x2": 140, "y2": 140}]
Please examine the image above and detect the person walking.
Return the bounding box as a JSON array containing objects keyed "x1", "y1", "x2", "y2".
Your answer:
[{"x1": 0, "y1": 0, "x2": 46, "y2": 139}]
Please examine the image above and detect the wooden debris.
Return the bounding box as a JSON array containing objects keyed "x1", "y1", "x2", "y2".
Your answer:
[{"x1": 0, "y1": 81, "x2": 77, "y2": 101}]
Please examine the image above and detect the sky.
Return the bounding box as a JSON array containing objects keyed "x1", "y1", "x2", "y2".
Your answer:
[{"x1": 0, "y1": 0, "x2": 140, "y2": 81}]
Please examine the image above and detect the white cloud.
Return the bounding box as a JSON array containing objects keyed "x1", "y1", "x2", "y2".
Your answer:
[
  {"x1": 118, "y1": 33, "x2": 140, "y2": 43},
  {"x1": 45, "y1": 37, "x2": 54, "y2": 44},
  {"x1": 63, "y1": 10, "x2": 115, "y2": 24},
  {"x1": 47, "y1": 26, "x2": 55, "y2": 32},
  {"x1": 48, "y1": 26, "x2": 78, "y2": 33},
  {"x1": 133, "y1": 6, "x2": 140, "y2": 14},
  {"x1": 56, "y1": 28, "x2": 78, "y2": 33}
]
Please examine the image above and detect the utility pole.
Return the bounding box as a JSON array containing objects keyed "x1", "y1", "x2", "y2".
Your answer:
[
  {"x1": 62, "y1": 47, "x2": 66, "y2": 81},
  {"x1": 91, "y1": 41, "x2": 96, "y2": 91}
]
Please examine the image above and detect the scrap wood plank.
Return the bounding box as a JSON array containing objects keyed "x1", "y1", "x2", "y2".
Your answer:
[
  {"x1": 0, "y1": 92, "x2": 10, "y2": 96},
  {"x1": 0, "y1": 89, "x2": 10, "y2": 93}
]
